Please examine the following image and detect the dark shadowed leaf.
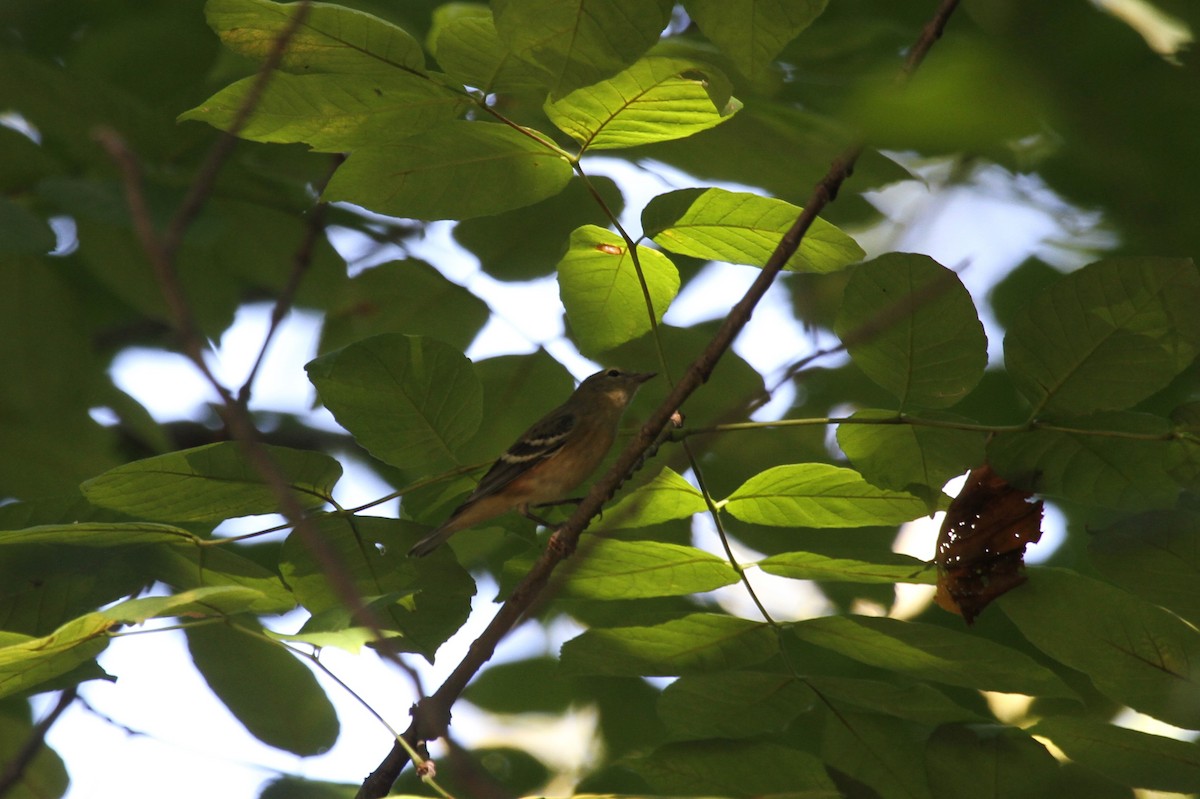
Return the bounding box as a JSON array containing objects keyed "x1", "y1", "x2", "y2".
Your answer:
[
  {"x1": 186, "y1": 619, "x2": 339, "y2": 756},
  {"x1": 835, "y1": 253, "x2": 987, "y2": 409},
  {"x1": 793, "y1": 615, "x2": 1075, "y2": 697},
  {"x1": 1001, "y1": 568, "x2": 1200, "y2": 728},
  {"x1": 1004, "y1": 257, "x2": 1200, "y2": 416},
  {"x1": 323, "y1": 121, "x2": 573, "y2": 220},
  {"x1": 306, "y1": 333, "x2": 480, "y2": 472}
]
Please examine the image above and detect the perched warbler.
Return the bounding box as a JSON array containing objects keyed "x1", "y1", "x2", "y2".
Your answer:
[{"x1": 407, "y1": 368, "x2": 655, "y2": 557}]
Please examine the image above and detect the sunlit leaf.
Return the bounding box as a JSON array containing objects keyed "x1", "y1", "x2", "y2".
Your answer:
[
  {"x1": 560, "y1": 613, "x2": 777, "y2": 676},
  {"x1": 835, "y1": 253, "x2": 987, "y2": 408},
  {"x1": 81, "y1": 442, "x2": 341, "y2": 522},
  {"x1": 1004, "y1": 256, "x2": 1200, "y2": 416},
  {"x1": 0, "y1": 613, "x2": 113, "y2": 700},
  {"x1": 179, "y1": 72, "x2": 467, "y2": 151},
  {"x1": 643, "y1": 187, "x2": 863, "y2": 274},
  {"x1": 205, "y1": 0, "x2": 426, "y2": 74},
  {"x1": 760, "y1": 549, "x2": 935, "y2": 584},
  {"x1": 554, "y1": 539, "x2": 739, "y2": 600},
  {"x1": 592, "y1": 467, "x2": 707, "y2": 530},
  {"x1": 428, "y1": 3, "x2": 550, "y2": 93},
  {"x1": 323, "y1": 121, "x2": 573, "y2": 220},
  {"x1": 545, "y1": 57, "x2": 740, "y2": 151},
  {"x1": 557, "y1": 224, "x2": 679, "y2": 354},
  {"x1": 306, "y1": 333, "x2": 480, "y2": 472},
  {"x1": 722, "y1": 463, "x2": 931, "y2": 527}
]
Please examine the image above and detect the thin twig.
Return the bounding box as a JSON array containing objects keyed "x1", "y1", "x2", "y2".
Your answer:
[
  {"x1": 0, "y1": 688, "x2": 77, "y2": 797},
  {"x1": 356, "y1": 2, "x2": 964, "y2": 795},
  {"x1": 237, "y1": 153, "x2": 345, "y2": 407}
]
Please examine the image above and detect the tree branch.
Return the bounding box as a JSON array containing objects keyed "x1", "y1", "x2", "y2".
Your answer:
[
  {"x1": 356, "y1": 2, "x2": 964, "y2": 796},
  {"x1": 0, "y1": 688, "x2": 76, "y2": 798}
]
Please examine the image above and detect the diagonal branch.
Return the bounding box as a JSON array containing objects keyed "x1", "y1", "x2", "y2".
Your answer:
[{"x1": 357, "y1": 2, "x2": 963, "y2": 796}]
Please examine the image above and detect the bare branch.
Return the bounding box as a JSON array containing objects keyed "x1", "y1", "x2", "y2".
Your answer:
[{"x1": 0, "y1": 688, "x2": 76, "y2": 798}]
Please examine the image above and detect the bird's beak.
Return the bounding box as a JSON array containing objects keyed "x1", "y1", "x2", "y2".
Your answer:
[{"x1": 633, "y1": 371, "x2": 656, "y2": 384}]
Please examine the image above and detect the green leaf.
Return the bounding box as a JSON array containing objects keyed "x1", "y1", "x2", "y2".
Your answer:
[
  {"x1": 259, "y1": 777, "x2": 358, "y2": 799},
  {"x1": 837, "y1": 410, "x2": 985, "y2": 497},
  {"x1": 722, "y1": 463, "x2": 931, "y2": 527},
  {"x1": 643, "y1": 187, "x2": 864, "y2": 274},
  {"x1": 926, "y1": 724, "x2": 1060, "y2": 799},
  {"x1": 279, "y1": 515, "x2": 475, "y2": 658},
  {"x1": 318, "y1": 260, "x2": 490, "y2": 356},
  {"x1": 106, "y1": 587, "x2": 274, "y2": 622},
  {"x1": 428, "y1": 4, "x2": 554, "y2": 93},
  {"x1": 453, "y1": 175, "x2": 625, "y2": 282},
  {"x1": 988, "y1": 412, "x2": 1182, "y2": 511},
  {"x1": 559, "y1": 613, "x2": 777, "y2": 676},
  {"x1": 0, "y1": 714, "x2": 68, "y2": 797},
  {"x1": 835, "y1": 253, "x2": 987, "y2": 408},
  {"x1": 204, "y1": 0, "x2": 426, "y2": 74},
  {"x1": 792, "y1": 615, "x2": 1076, "y2": 697},
  {"x1": 759, "y1": 549, "x2": 936, "y2": 585},
  {"x1": 492, "y1": 0, "x2": 675, "y2": 97},
  {"x1": 0, "y1": 613, "x2": 113, "y2": 700},
  {"x1": 557, "y1": 224, "x2": 680, "y2": 354},
  {"x1": 179, "y1": 72, "x2": 467, "y2": 151},
  {"x1": 553, "y1": 539, "x2": 739, "y2": 600},
  {"x1": 323, "y1": 121, "x2": 573, "y2": 220},
  {"x1": 305, "y1": 333, "x2": 480, "y2": 472},
  {"x1": 657, "y1": 671, "x2": 814, "y2": 739},
  {"x1": 592, "y1": 467, "x2": 708, "y2": 529},
  {"x1": 631, "y1": 739, "x2": 839, "y2": 796},
  {"x1": 81, "y1": 442, "x2": 341, "y2": 522},
  {"x1": 1089, "y1": 509, "x2": 1200, "y2": 626},
  {"x1": 0, "y1": 198, "x2": 55, "y2": 254},
  {"x1": 1003, "y1": 256, "x2": 1200, "y2": 416},
  {"x1": 463, "y1": 657, "x2": 574, "y2": 714},
  {"x1": 1032, "y1": 716, "x2": 1200, "y2": 793},
  {"x1": 1000, "y1": 568, "x2": 1200, "y2": 728},
  {"x1": 821, "y1": 709, "x2": 932, "y2": 799},
  {"x1": 186, "y1": 619, "x2": 338, "y2": 756},
  {"x1": 544, "y1": 57, "x2": 740, "y2": 151},
  {"x1": 804, "y1": 675, "x2": 983, "y2": 724},
  {"x1": 685, "y1": 0, "x2": 828, "y2": 82}
]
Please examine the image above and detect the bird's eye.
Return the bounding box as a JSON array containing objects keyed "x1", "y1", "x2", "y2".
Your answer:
[{"x1": 605, "y1": 368, "x2": 621, "y2": 378}]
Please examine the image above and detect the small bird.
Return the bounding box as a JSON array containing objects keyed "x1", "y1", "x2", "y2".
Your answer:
[{"x1": 407, "y1": 368, "x2": 655, "y2": 557}]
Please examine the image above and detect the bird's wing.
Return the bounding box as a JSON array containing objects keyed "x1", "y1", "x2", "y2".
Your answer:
[{"x1": 468, "y1": 410, "x2": 576, "y2": 499}]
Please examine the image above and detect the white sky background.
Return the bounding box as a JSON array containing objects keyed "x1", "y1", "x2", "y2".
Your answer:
[{"x1": 35, "y1": 157, "x2": 1111, "y2": 799}]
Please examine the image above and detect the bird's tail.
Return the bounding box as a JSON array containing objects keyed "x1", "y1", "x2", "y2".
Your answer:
[{"x1": 407, "y1": 523, "x2": 457, "y2": 557}]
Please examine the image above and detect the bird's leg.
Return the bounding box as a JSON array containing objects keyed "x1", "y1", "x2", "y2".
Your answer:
[
  {"x1": 520, "y1": 506, "x2": 557, "y2": 527},
  {"x1": 532, "y1": 496, "x2": 604, "y2": 521}
]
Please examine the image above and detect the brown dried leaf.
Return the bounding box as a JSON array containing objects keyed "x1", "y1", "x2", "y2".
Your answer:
[{"x1": 935, "y1": 464, "x2": 1043, "y2": 623}]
